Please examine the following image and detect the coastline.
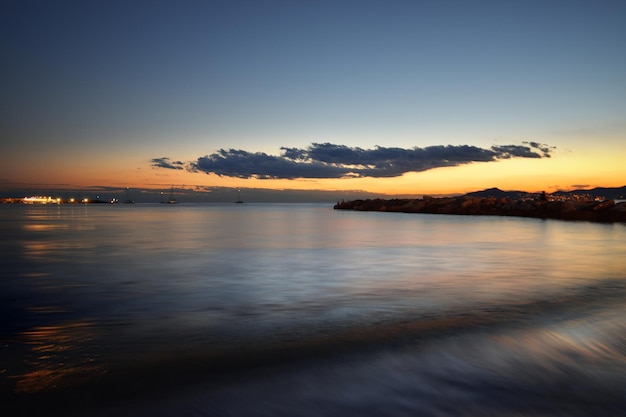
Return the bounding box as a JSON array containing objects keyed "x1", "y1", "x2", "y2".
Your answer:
[{"x1": 334, "y1": 196, "x2": 626, "y2": 223}]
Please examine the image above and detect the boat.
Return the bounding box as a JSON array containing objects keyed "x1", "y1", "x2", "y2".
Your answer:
[
  {"x1": 235, "y1": 189, "x2": 244, "y2": 204},
  {"x1": 161, "y1": 185, "x2": 178, "y2": 204}
]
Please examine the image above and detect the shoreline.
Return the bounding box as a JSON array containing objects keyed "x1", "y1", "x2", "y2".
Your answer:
[{"x1": 334, "y1": 196, "x2": 626, "y2": 223}]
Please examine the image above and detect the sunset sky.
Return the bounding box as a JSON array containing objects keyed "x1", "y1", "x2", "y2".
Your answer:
[{"x1": 2, "y1": 0, "x2": 625, "y2": 201}]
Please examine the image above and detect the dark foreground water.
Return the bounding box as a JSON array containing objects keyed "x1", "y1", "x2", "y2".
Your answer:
[{"x1": 1, "y1": 203, "x2": 625, "y2": 416}]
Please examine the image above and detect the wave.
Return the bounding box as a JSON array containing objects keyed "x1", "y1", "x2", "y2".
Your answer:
[
  {"x1": 6, "y1": 279, "x2": 625, "y2": 417},
  {"x1": 93, "y1": 281, "x2": 626, "y2": 417}
]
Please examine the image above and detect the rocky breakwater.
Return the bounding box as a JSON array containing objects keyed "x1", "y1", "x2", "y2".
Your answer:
[{"x1": 334, "y1": 196, "x2": 626, "y2": 223}]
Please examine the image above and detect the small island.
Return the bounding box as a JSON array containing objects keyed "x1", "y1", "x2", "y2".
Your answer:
[{"x1": 334, "y1": 189, "x2": 626, "y2": 223}]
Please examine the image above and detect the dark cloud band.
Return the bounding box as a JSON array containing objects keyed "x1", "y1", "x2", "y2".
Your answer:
[
  {"x1": 152, "y1": 142, "x2": 554, "y2": 179},
  {"x1": 150, "y1": 157, "x2": 185, "y2": 170}
]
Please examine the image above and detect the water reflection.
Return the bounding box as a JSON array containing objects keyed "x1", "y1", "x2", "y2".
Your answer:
[
  {"x1": 13, "y1": 322, "x2": 106, "y2": 393},
  {"x1": 22, "y1": 224, "x2": 69, "y2": 232},
  {"x1": 22, "y1": 240, "x2": 94, "y2": 261},
  {"x1": 2, "y1": 204, "x2": 625, "y2": 416},
  {"x1": 89, "y1": 303, "x2": 626, "y2": 417}
]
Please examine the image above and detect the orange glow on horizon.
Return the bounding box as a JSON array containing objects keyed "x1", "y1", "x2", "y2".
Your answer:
[{"x1": 3, "y1": 143, "x2": 624, "y2": 197}]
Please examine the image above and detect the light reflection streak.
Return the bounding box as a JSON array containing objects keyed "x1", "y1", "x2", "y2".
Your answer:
[
  {"x1": 21, "y1": 272, "x2": 49, "y2": 278},
  {"x1": 488, "y1": 310, "x2": 626, "y2": 387},
  {"x1": 22, "y1": 241, "x2": 94, "y2": 261},
  {"x1": 22, "y1": 224, "x2": 69, "y2": 232},
  {"x1": 13, "y1": 322, "x2": 107, "y2": 393}
]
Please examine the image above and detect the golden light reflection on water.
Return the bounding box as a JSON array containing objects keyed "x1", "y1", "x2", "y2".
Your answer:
[
  {"x1": 22, "y1": 224, "x2": 69, "y2": 232},
  {"x1": 22, "y1": 241, "x2": 94, "y2": 261},
  {"x1": 13, "y1": 322, "x2": 107, "y2": 393},
  {"x1": 21, "y1": 272, "x2": 49, "y2": 278}
]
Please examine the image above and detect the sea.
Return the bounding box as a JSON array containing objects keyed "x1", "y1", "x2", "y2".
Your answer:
[{"x1": 1, "y1": 203, "x2": 625, "y2": 417}]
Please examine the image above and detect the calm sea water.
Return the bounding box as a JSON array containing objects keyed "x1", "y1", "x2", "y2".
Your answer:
[{"x1": 1, "y1": 203, "x2": 625, "y2": 416}]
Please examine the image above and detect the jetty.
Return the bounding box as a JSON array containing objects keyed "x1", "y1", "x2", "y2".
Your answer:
[{"x1": 334, "y1": 196, "x2": 626, "y2": 223}]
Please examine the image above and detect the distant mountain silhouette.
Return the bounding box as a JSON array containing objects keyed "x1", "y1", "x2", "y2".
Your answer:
[
  {"x1": 465, "y1": 186, "x2": 626, "y2": 200},
  {"x1": 551, "y1": 186, "x2": 626, "y2": 200},
  {"x1": 464, "y1": 188, "x2": 532, "y2": 199}
]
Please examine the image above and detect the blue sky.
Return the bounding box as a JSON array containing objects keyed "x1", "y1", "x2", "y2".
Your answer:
[{"x1": 2, "y1": 0, "x2": 625, "y2": 198}]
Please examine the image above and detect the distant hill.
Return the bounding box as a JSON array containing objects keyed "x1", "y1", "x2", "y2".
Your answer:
[
  {"x1": 465, "y1": 186, "x2": 626, "y2": 200},
  {"x1": 464, "y1": 188, "x2": 534, "y2": 199},
  {"x1": 551, "y1": 186, "x2": 626, "y2": 200}
]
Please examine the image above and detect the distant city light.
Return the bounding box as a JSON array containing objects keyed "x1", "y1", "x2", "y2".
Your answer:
[{"x1": 22, "y1": 196, "x2": 60, "y2": 204}]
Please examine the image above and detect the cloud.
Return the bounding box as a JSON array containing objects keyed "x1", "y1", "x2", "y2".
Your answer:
[
  {"x1": 523, "y1": 141, "x2": 555, "y2": 158},
  {"x1": 152, "y1": 142, "x2": 554, "y2": 179},
  {"x1": 150, "y1": 157, "x2": 185, "y2": 170}
]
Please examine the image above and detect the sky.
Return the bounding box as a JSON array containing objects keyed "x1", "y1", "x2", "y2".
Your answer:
[{"x1": 2, "y1": 0, "x2": 625, "y2": 201}]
